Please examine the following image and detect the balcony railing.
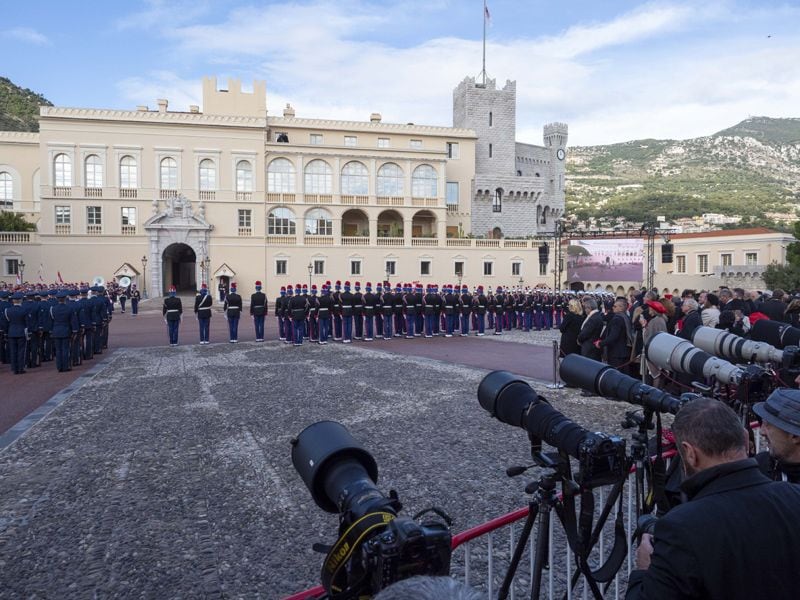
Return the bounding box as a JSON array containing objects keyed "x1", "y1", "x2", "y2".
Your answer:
[
  {"x1": 121, "y1": 225, "x2": 137, "y2": 236},
  {"x1": 267, "y1": 234, "x2": 297, "y2": 245},
  {"x1": 376, "y1": 237, "x2": 404, "y2": 247},
  {"x1": 199, "y1": 190, "x2": 216, "y2": 201},
  {"x1": 55, "y1": 224, "x2": 71, "y2": 235},
  {"x1": 54, "y1": 186, "x2": 72, "y2": 197},
  {"x1": 305, "y1": 235, "x2": 334, "y2": 246},
  {"x1": 713, "y1": 264, "x2": 768, "y2": 277},
  {"x1": 85, "y1": 187, "x2": 103, "y2": 198},
  {"x1": 446, "y1": 239, "x2": 472, "y2": 247},
  {"x1": 341, "y1": 195, "x2": 369, "y2": 205},
  {"x1": 341, "y1": 236, "x2": 370, "y2": 246},
  {"x1": 411, "y1": 238, "x2": 438, "y2": 247},
  {"x1": 446, "y1": 204, "x2": 459, "y2": 213},
  {"x1": 0, "y1": 232, "x2": 33, "y2": 243},
  {"x1": 376, "y1": 196, "x2": 405, "y2": 206},
  {"x1": 238, "y1": 227, "x2": 253, "y2": 237},
  {"x1": 87, "y1": 225, "x2": 103, "y2": 235},
  {"x1": 266, "y1": 192, "x2": 296, "y2": 203},
  {"x1": 411, "y1": 197, "x2": 439, "y2": 207},
  {"x1": 120, "y1": 188, "x2": 138, "y2": 199},
  {"x1": 160, "y1": 189, "x2": 177, "y2": 199},
  {"x1": 476, "y1": 239, "x2": 500, "y2": 248},
  {"x1": 236, "y1": 191, "x2": 252, "y2": 202}
]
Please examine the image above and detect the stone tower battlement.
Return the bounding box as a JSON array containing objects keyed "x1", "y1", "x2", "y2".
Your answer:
[
  {"x1": 202, "y1": 77, "x2": 266, "y2": 118},
  {"x1": 543, "y1": 122, "x2": 568, "y2": 147}
]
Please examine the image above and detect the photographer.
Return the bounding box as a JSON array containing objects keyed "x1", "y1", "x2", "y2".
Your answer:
[
  {"x1": 627, "y1": 399, "x2": 800, "y2": 599},
  {"x1": 754, "y1": 388, "x2": 800, "y2": 483}
]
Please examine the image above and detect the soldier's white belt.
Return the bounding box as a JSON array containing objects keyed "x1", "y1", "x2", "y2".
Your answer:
[{"x1": 166, "y1": 309, "x2": 180, "y2": 313}]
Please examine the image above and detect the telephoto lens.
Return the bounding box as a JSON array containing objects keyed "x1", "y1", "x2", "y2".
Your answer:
[
  {"x1": 560, "y1": 354, "x2": 683, "y2": 414},
  {"x1": 691, "y1": 326, "x2": 784, "y2": 365},
  {"x1": 751, "y1": 319, "x2": 800, "y2": 349},
  {"x1": 645, "y1": 332, "x2": 743, "y2": 386}
]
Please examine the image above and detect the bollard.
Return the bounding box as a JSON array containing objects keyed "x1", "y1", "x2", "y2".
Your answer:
[{"x1": 546, "y1": 339, "x2": 565, "y2": 389}]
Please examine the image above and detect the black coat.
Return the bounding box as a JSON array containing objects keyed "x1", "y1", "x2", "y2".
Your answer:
[
  {"x1": 600, "y1": 312, "x2": 632, "y2": 363},
  {"x1": 626, "y1": 459, "x2": 800, "y2": 600},
  {"x1": 677, "y1": 309, "x2": 702, "y2": 341},
  {"x1": 577, "y1": 311, "x2": 604, "y2": 360},
  {"x1": 758, "y1": 298, "x2": 787, "y2": 322},
  {"x1": 558, "y1": 312, "x2": 582, "y2": 356}
]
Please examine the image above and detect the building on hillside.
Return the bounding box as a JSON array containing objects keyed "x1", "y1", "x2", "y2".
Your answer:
[{"x1": 0, "y1": 76, "x2": 569, "y2": 297}]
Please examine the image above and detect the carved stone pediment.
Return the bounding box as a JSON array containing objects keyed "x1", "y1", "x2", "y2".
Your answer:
[{"x1": 144, "y1": 194, "x2": 213, "y2": 232}]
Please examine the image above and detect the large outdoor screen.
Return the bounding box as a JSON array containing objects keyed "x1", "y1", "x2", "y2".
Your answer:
[{"x1": 567, "y1": 238, "x2": 644, "y2": 282}]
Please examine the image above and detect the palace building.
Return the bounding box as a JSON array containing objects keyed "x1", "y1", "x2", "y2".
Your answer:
[{"x1": 0, "y1": 75, "x2": 569, "y2": 297}]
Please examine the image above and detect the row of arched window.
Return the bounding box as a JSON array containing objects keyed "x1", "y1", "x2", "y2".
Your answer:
[
  {"x1": 265, "y1": 206, "x2": 435, "y2": 236},
  {"x1": 0, "y1": 171, "x2": 13, "y2": 207},
  {"x1": 49, "y1": 154, "x2": 438, "y2": 197}
]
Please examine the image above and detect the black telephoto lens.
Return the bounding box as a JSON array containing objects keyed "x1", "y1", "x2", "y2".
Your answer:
[
  {"x1": 751, "y1": 319, "x2": 800, "y2": 349},
  {"x1": 478, "y1": 370, "x2": 541, "y2": 428}
]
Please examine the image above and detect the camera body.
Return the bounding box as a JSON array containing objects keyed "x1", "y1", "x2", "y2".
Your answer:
[
  {"x1": 577, "y1": 432, "x2": 628, "y2": 489},
  {"x1": 364, "y1": 516, "x2": 452, "y2": 593}
]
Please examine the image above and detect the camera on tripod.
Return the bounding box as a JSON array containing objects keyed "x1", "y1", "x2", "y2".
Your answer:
[{"x1": 291, "y1": 421, "x2": 451, "y2": 599}]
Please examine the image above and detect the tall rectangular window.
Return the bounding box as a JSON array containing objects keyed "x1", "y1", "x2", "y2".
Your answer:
[
  {"x1": 488, "y1": 143, "x2": 493, "y2": 158},
  {"x1": 454, "y1": 261, "x2": 464, "y2": 276},
  {"x1": 745, "y1": 252, "x2": 758, "y2": 265},
  {"x1": 492, "y1": 189, "x2": 502, "y2": 212},
  {"x1": 276, "y1": 259, "x2": 287, "y2": 275},
  {"x1": 377, "y1": 138, "x2": 390, "y2": 148},
  {"x1": 489, "y1": 111, "x2": 493, "y2": 126},
  {"x1": 420, "y1": 260, "x2": 431, "y2": 276},
  {"x1": 5, "y1": 258, "x2": 19, "y2": 276},
  {"x1": 350, "y1": 260, "x2": 361, "y2": 276},
  {"x1": 512, "y1": 262, "x2": 521, "y2": 276},
  {"x1": 446, "y1": 182, "x2": 459, "y2": 206},
  {"x1": 238, "y1": 209, "x2": 252, "y2": 228},
  {"x1": 721, "y1": 253, "x2": 732, "y2": 267},
  {"x1": 314, "y1": 259, "x2": 325, "y2": 275},
  {"x1": 483, "y1": 261, "x2": 493, "y2": 276},
  {"x1": 121, "y1": 207, "x2": 136, "y2": 225},
  {"x1": 676, "y1": 255, "x2": 686, "y2": 274},
  {"x1": 697, "y1": 255, "x2": 709, "y2": 274},
  {"x1": 87, "y1": 206, "x2": 102, "y2": 225},
  {"x1": 55, "y1": 205, "x2": 71, "y2": 224},
  {"x1": 446, "y1": 142, "x2": 460, "y2": 159},
  {"x1": 344, "y1": 136, "x2": 357, "y2": 147},
  {"x1": 310, "y1": 134, "x2": 323, "y2": 145},
  {"x1": 385, "y1": 260, "x2": 396, "y2": 276},
  {"x1": 539, "y1": 262, "x2": 547, "y2": 276}
]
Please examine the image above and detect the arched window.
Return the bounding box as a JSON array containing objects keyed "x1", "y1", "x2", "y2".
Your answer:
[
  {"x1": 340, "y1": 161, "x2": 368, "y2": 195},
  {"x1": 492, "y1": 188, "x2": 502, "y2": 213},
  {"x1": 377, "y1": 163, "x2": 403, "y2": 196},
  {"x1": 160, "y1": 157, "x2": 177, "y2": 190},
  {"x1": 267, "y1": 158, "x2": 295, "y2": 193},
  {"x1": 199, "y1": 159, "x2": 216, "y2": 190},
  {"x1": 305, "y1": 208, "x2": 333, "y2": 235},
  {"x1": 268, "y1": 207, "x2": 296, "y2": 235},
  {"x1": 120, "y1": 156, "x2": 137, "y2": 189},
  {"x1": 411, "y1": 164, "x2": 437, "y2": 198},
  {"x1": 0, "y1": 172, "x2": 12, "y2": 207},
  {"x1": 54, "y1": 153, "x2": 71, "y2": 187},
  {"x1": 304, "y1": 159, "x2": 332, "y2": 194},
  {"x1": 236, "y1": 160, "x2": 253, "y2": 192},
  {"x1": 84, "y1": 155, "x2": 103, "y2": 188}
]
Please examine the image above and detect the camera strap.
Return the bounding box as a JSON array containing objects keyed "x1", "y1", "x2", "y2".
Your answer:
[{"x1": 321, "y1": 511, "x2": 395, "y2": 599}]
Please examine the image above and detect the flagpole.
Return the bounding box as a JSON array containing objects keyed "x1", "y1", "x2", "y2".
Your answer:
[{"x1": 482, "y1": 0, "x2": 487, "y2": 85}]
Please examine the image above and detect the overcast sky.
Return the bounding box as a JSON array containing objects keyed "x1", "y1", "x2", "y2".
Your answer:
[{"x1": 2, "y1": 0, "x2": 798, "y2": 145}]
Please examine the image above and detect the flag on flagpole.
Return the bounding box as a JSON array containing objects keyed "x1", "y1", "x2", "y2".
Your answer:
[
  {"x1": 484, "y1": 2, "x2": 491, "y2": 23},
  {"x1": 57, "y1": 271, "x2": 64, "y2": 284}
]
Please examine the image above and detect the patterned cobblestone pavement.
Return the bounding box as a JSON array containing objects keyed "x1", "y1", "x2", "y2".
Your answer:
[{"x1": 0, "y1": 340, "x2": 628, "y2": 598}]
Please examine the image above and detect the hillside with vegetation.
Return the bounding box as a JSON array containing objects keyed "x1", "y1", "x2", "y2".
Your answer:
[
  {"x1": 0, "y1": 76, "x2": 52, "y2": 132},
  {"x1": 566, "y1": 117, "x2": 800, "y2": 230}
]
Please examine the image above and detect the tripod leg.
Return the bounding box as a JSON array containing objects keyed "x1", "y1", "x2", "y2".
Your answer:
[
  {"x1": 531, "y1": 504, "x2": 551, "y2": 600},
  {"x1": 498, "y1": 502, "x2": 540, "y2": 600}
]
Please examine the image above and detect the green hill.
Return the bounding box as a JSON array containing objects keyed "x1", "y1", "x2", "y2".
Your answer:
[
  {"x1": 0, "y1": 76, "x2": 52, "y2": 132},
  {"x1": 566, "y1": 117, "x2": 800, "y2": 229}
]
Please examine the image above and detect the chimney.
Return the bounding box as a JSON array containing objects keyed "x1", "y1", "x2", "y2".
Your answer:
[
  {"x1": 283, "y1": 103, "x2": 295, "y2": 118},
  {"x1": 157, "y1": 98, "x2": 168, "y2": 113},
  {"x1": 189, "y1": 105, "x2": 200, "y2": 113},
  {"x1": 370, "y1": 112, "x2": 382, "y2": 123},
  {"x1": 136, "y1": 105, "x2": 149, "y2": 112}
]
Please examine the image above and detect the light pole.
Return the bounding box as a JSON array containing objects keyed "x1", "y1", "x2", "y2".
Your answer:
[
  {"x1": 553, "y1": 219, "x2": 564, "y2": 292},
  {"x1": 203, "y1": 256, "x2": 211, "y2": 288},
  {"x1": 385, "y1": 264, "x2": 391, "y2": 286},
  {"x1": 18, "y1": 260, "x2": 25, "y2": 285},
  {"x1": 141, "y1": 255, "x2": 148, "y2": 299},
  {"x1": 307, "y1": 261, "x2": 313, "y2": 288},
  {"x1": 518, "y1": 276, "x2": 523, "y2": 291}
]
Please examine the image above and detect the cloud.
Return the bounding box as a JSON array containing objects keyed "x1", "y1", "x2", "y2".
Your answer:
[
  {"x1": 115, "y1": 0, "x2": 214, "y2": 31},
  {"x1": 114, "y1": 0, "x2": 800, "y2": 145},
  {"x1": 2, "y1": 27, "x2": 50, "y2": 46},
  {"x1": 116, "y1": 71, "x2": 201, "y2": 111}
]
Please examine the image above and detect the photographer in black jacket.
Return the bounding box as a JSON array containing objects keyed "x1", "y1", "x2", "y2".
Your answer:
[{"x1": 627, "y1": 398, "x2": 800, "y2": 600}]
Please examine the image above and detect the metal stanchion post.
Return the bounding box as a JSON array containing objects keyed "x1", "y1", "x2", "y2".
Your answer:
[{"x1": 546, "y1": 339, "x2": 565, "y2": 389}]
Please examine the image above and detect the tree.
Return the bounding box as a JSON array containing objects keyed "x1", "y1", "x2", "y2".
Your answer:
[
  {"x1": 0, "y1": 211, "x2": 36, "y2": 232},
  {"x1": 785, "y1": 221, "x2": 800, "y2": 267},
  {"x1": 762, "y1": 262, "x2": 800, "y2": 292}
]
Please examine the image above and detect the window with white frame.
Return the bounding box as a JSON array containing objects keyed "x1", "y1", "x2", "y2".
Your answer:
[
  {"x1": 697, "y1": 254, "x2": 709, "y2": 274},
  {"x1": 199, "y1": 159, "x2": 216, "y2": 190},
  {"x1": 446, "y1": 182, "x2": 459, "y2": 206},
  {"x1": 446, "y1": 142, "x2": 459, "y2": 159},
  {"x1": 410, "y1": 140, "x2": 422, "y2": 149},
  {"x1": 344, "y1": 136, "x2": 357, "y2": 147},
  {"x1": 160, "y1": 157, "x2": 177, "y2": 189},
  {"x1": 350, "y1": 260, "x2": 362, "y2": 276},
  {"x1": 55, "y1": 205, "x2": 71, "y2": 224},
  {"x1": 119, "y1": 155, "x2": 137, "y2": 189},
  {"x1": 341, "y1": 161, "x2": 369, "y2": 195},
  {"x1": 483, "y1": 261, "x2": 493, "y2": 276},
  {"x1": 5, "y1": 258, "x2": 20, "y2": 276},
  {"x1": 54, "y1": 153, "x2": 71, "y2": 187},
  {"x1": 411, "y1": 164, "x2": 437, "y2": 198},
  {"x1": 313, "y1": 259, "x2": 325, "y2": 275},
  {"x1": 304, "y1": 159, "x2": 333, "y2": 194},
  {"x1": 238, "y1": 209, "x2": 252, "y2": 228},
  {"x1": 377, "y1": 138, "x2": 390, "y2": 148},
  {"x1": 377, "y1": 163, "x2": 403, "y2": 196},
  {"x1": 268, "y1": 207, "x2": 296, "y2": 235},
  {"x1": 745, "y1": 252, "x2": 758, "y2": 266},
  {"x1": 385, "y1": 260, "x2": 396, "y2": 276},
  {"x1": 121, "y1": 207, "x2": 136, "y2": 226},
  {"x1": 84, "y1": 155, "x2": 103, "y2": 188},
  {"x1": 721, "y1": 253, "x2": 733, "y2": 267},
  {"x1": 87, "y1": 206, "x2": 102, "y2": 225},
  {"x1": 512, "y1": 262, "x2": 521, "y2": 276},
  {"x1": 276, "y1": 259, "x2": 287, "y2": 275},
  {"x1": 236, "y1": 160, "x2": 253, "y2": 192},
  {"x1": 676, "y1": 255, "x2": 686, "y2": 273},
  {"x1": 539, "y1": 262, "x2": 547, "y2": 276},
  {"x1": 454, "y1": 261, "x2": 464, "y2": 277},
  {"x1": 305, "y1": 208, "x2": 333, "y2": 235},
  {"x1": 0, "y1": 172, "x2": 12, "y2": 207},
  {"x1": 420, "y1": 260, "x2": 431, "y2": 276},
  {"x1": 310, "y1": 134, "x2": 323, "y2": 145},
  {"x1": 267, "y1": 158, "x2": 296, "y2": 192}
]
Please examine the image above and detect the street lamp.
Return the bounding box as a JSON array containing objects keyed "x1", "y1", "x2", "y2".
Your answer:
[
  {"x1": 307, "y1": 261, "x2": 313, "y2": 288},
  {"x1": 203, "y1": 256, "x2": 211, "y2": 288},
  {"x1": 18, "y1": 260, "x2": 25, "y2": 284},
  {"x1": 141, "y1": 254, "x2": 148, "y2": 299},
  {"x1": 518, "y1": 276, "x2": 524, "y2": 290}
]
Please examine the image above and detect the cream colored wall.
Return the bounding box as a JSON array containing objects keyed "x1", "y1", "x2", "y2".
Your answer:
[{"x1": 0, "y1": 132, "x2": 40, "y2": 217}]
